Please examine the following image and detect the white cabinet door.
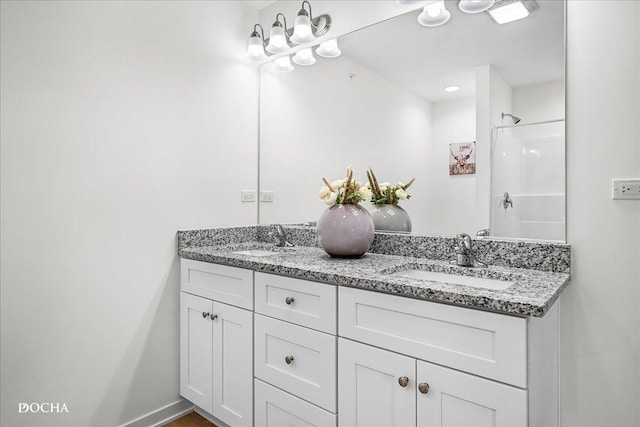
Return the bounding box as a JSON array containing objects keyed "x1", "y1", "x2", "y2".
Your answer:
[
  {"x1": 180, "y1": 292, "x2": 213, "y2": 414},
  {"x1": 255, "y1": 379, "x2": 337, "y2": 427},
  {"x1": 338, "y1": 338, "x2": 416, "y2": 427},
  {"x1": 416, "y1": 360, "x2": 528, "y2": 427},
  {"x1": 212, "y1": 301, "x2": 254, "y2": 427}
]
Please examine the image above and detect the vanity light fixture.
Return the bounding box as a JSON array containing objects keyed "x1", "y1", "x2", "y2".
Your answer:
[
  {"x1": 265, "y1": 13, "x2": 291, "y2": 54},
  {"x1": 246, "y1": 24, "x2": 268, "y2": 63},
  {"x1": 246, "y1": 1, "x2": 332, "y2": 68},
  {"x1": 458, "y1": 0, "x2": 496, "y2": 14},
  {"x1": 417, "y1": 0, "x2": 451, "y2": 27},
  {"x1": 316, "y1": 38, "x2": 342, "y2": 58},
  {"x1": 292, "y1": 47, "x2": 316, "y2": 65},
  {"x1": 487, "y1": 0, "x2": 538, "y2": 24}
]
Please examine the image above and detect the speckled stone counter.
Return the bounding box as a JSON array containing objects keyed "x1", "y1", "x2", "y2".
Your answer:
[{"x1": 177, "y1": 226, "x2": 571, "y2": 317}]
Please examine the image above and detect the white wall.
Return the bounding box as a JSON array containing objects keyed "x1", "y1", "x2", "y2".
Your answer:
[
  {"x1": 427, "y1": 97, "x2": 477, "y2": 236},
  {"x1": 564, "y1": 1, "x2": 640, "y2": 426},
  {"x1": 513, "y1": 80, "x2": 565, "y2": 124},
  {"x1": 0, "y1": 1, "x2": 259, "y2": 426}
]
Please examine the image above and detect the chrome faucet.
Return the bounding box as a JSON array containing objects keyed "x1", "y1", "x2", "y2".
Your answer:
[
  {"x1": 453, "y1": 233, "x2": 486, "y2": 268},
  {"x1": 476, "y1": 228, "x2": 490, "y2": 238},
  {"x1": 502, "y1": 192, "x2": 513, "y2": 209},
  {"x1": 269, "y1": 224, "x2": 295, "y2": 247}
]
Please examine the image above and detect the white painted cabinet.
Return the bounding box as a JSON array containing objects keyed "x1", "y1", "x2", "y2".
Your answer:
[
  {"x1": 253, "y1": 273, "x2": 339, "y2": 424},
  {"x1": 180, "y1": 260, "x2": 253, "y2": 427},
  {"x1": 338, "y1": 338, "x2": 416, "y2": 427},
  {"x1": 338, "y1": 338, "x2": 527, "y2": 427},
  {"x1": 416, "y1": 360, "x2": 527, "y2": 427},
  {"x1": 179, "y1": 259, "x2": 559, "y2": 427},
  {"x1": 338, "y1": 286, "x2": 559, "y2": 427}
]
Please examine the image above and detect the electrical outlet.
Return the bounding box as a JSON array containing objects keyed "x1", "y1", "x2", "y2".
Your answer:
[
  {"x1": 260, "y1": 191, "x2": 275, "y2": 203},
  {"x1": 612, "y1": 179, "x2": 640, "y2": 200},
  {"x1": 240, "y1": 191, "x2": 257, "y2": 202}
]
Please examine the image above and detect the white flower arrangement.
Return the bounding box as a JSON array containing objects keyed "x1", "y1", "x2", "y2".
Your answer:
[
  {"x1": 319, "y1": 166, "x2": 372, "y2": 205},
  {"x1": 366, "y1": 168, "x2": 415, "y2": 205}
]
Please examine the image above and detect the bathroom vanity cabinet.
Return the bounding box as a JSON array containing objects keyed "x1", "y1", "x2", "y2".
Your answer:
[
  {"x1": 180, "y1": 260, "x2": 254, "y2": 427},
  {"x1": 180, "y1": 258, "x2": 560, "y2": 427}
]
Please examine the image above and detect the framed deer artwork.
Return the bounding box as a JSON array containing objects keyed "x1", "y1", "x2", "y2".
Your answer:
[{"x1": 449, "y1": 142, "x2": 476, "y2": 175}]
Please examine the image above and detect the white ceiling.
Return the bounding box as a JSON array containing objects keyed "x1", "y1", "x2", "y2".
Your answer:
[
  {"x1": 240, "y1": 0, "x2": 278, "y2": 10},
  {"x1": 339, "y1": 0, "x2": 564, "y2": 103}
]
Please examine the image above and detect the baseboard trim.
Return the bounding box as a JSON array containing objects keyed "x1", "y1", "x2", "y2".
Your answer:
[{"x1": 122, "y1": 399, "x2": 194, "y2": 427}]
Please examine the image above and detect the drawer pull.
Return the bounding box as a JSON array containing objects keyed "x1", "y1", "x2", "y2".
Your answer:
[
  {"x1": 418, "y1": 382, "x2": 430, "y2": 394},
  {"x1": 202, "y1": 312, "x2": 210, "y2": 318},
  {"x1": 398, "y1": 376, "x2": 409, "y2": 387},
  {"x1": 285, "y1": 297, "x2": 295, "y2": 305},
  {"x1": 210, "y1": 313, "x2": 218, "y2": 321},
  {"x1": 285, "y1": 355, "x2": 295, "y2": 365}
]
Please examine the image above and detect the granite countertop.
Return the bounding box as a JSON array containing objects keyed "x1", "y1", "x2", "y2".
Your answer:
[{"x1": 179, "y1": 240, "x2": 570, "y2": 318}]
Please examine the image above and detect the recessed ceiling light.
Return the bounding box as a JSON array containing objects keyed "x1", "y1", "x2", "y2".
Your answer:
[
  {"x1": 444, "y1": 85, "x2": 460, "y2": 92},
  {"x1": 488, "y1": 0, "x2": 532, "y2": 24}
]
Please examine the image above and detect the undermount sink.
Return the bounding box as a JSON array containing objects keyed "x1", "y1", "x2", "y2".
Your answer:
[
  {"x1": 391, "y1": 269, "x2": 514, "y2": 291},
  {"x1": 232, "y1": 249, "x2": 278, "y2": 257}
]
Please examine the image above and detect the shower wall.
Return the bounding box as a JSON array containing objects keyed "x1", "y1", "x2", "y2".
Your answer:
[{"x1": 491, "y1": 121, "x2": 565, "y2": 241}]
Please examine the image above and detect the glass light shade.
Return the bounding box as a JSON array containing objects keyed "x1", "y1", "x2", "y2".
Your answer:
[
  {"x1": 290, "y1": 14, "x2": 315, "y2": 44},
  {"x1": 274, "y1": 55, "x2": 294, "y2": 72},
  {"x1": 246, "y1": 35, "x2": 267, "y2": 62},
  {"x1": 458, "y1": 0, "x2": 495, "y2": 13},
  {"x1": 316, "y1": 38, "x2": 342, "y2": 58},
  {"x1": 488, "y1": 1, "x2": 530, "y2": 24},
  {"x1": 444, "y1": 85, "x2": 460, "y2": 92},
  {"x1": 266, "y1": 24, "x2": 289, "y2": 53},
  {"x1": 417, "y1": 1, "x2": 451, "y2": 27},
  {"x1": 292, "y1": 48, "x2": 316, "y2": 65}
]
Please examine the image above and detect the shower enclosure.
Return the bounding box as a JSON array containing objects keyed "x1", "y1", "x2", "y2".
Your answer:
[{"x1": 490, "y1": 120, "x2": 565, "y2": 241}]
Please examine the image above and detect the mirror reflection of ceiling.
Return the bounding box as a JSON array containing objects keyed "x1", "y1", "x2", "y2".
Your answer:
[{"x1": 339, "y1": 0, "x2": 564, "y2": 103}]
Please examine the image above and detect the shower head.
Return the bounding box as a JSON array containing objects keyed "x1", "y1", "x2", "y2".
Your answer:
[{"x1": 502, "y1": 112, "x2": 521, "y2": 124}]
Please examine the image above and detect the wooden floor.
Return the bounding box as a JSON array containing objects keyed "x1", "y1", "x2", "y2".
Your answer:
[{"x1": 164, "y1": 412, "x2": 217, "y2": 427}]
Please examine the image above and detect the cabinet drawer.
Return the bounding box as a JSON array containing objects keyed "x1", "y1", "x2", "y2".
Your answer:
[
  {"x1": 339, "y1": 287, "x2": 527, "y2": 388},
  {"x1": 181, "y1": 259, "x2": 253, "y2": 310},
  {"x1": 255, "y1": 314, "x2": 337, "y2": 412},
  {"x1": 255, "y1": 272, "x2": 337, "y2": 333},
  {"x1": 255, "y1": 379, "x2": 337, "y2": 427}
]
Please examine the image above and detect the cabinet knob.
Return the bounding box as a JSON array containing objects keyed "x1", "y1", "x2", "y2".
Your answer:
[
  {"x1": 210, "y1": 313, "x2": 218, "y2": 321},
  {"x1": 398, "y1": 376, "x2": 409, "y2": 387},
  {"x1": 285, "y1": 297, "x2": 295, "y2": 305},
  {"x1": 418, "y1": 382, "x2": 430, "y2": 394},
  {"x1": 285, "y1": 355, "x2": 295, "y2": 365},
  {"x1": 202, "y1": 312, "x2": 210, "y2": 318}
]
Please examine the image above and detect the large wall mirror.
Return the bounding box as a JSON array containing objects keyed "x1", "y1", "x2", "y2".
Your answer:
[{"x1": 259, "y1": 0, "x2": 565, "y2": 242}]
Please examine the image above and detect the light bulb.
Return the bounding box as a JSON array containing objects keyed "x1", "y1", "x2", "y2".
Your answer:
[
  {"x1": 316, "y1": 38, "x2": 342, "y2": 58},
  {"x1": 418, "y1": 1, "x2": 451, "y2": 27},
  {"x1": 246, "y1": 34, "x2": 267, "y2": 62},
  {"x1": 458, "y1": 0, "x2": 495, "y2": 14},
  {"x1": 292, "y1": 47, "x2": 316, "y2": 66},
  {"x1": 266, "y1": 23, "x2": 290, "y2": 53},
  {"x1": 290, "y1": 11, "x2": 315, "y2": 44}
]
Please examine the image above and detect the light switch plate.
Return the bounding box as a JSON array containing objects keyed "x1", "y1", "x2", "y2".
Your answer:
[
  {"x1": 240, "y1": 191, "x2": 257, "y2": 202},
  {"x1": 260, "y1": 191, "x2": 274, "y2": 203},
  {"x1": 612, "y1": 179, "x2": 640, "y2": 199}
]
